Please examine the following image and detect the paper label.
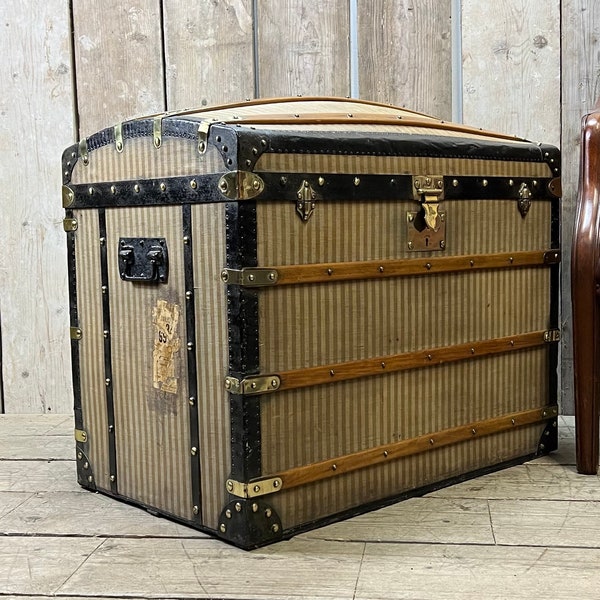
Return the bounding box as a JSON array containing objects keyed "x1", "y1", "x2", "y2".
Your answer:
[{"x1": 152, "y1": 299, "x2": 181, "y2": 395}]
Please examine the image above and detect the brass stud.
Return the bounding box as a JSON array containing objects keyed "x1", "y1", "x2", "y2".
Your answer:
[
  {"x1": 482, "y1": 179, "x2": 488, "y2": 187},
  {"x1": 470, "y1": 260, "x2": 475, "y2": 267},
  {"x1": 190, "y1": 179, "x2": 197, "y2": 189},
  {"x1": 471, "y1": 428, "x2": 477, "y2": 435},
  {"x1": 187, "y1": 342, "x2": 193, "y2": 351},
  {"x1": 103, "y1": 330, "x2": 109, "y2": 338},
  {"x1": 88, "y1": 187, "x2": 94, "y2": 195},
  {"x1": 252, "y1": 503, "x2": 259, "y2": 513},
  {"x1": 235, "y1": 502, "x2": 242, "y2": 512},
  {"x1": 254, "y1": 484, "x2": 261, "y2": 493},
  {"x1": 219, "y1": 523, "x2": 226, "y2": 533},
  {"x1": 110, "y1": 185, "x2": 116, "y2": 194},
  {"x1": 470, "y1": 348, "x2": 475, "y2": 354},
  {"x1": 189, "y1": 396, "x2": 195, "y2": 406},
  {"x1": 105, "y1": 378, "x2": 111, "y2": 386},
  {"x1": 510, "y1": 340, "x2": 515, "y2": 346},
  {"x1": 381, "y1": 362, "x2": 386, "y2": 369},
  {"x1": 383, "y1": 450, "x2": 388, "y2": 457},
  {"x1": 427, "y1": 354, "x2": 432, "y2": 361},
  {"x1": 160, "y1": 182, "x2": 166, "y2": 192},
  {"x1": 77, "y1": 452, "x2": 83, "y2": 460},
  {"x1": 251, "y1": 382, "x2": 257, "y2": 389},
  {"x1": 379, "y1": 266, "x2": 384, "y2": 273},
  {"x1": 273, "y1": 479, "x2": 280, "y2": 488},
  {"x1": 511, "y1": 419, "x2": 516, "y2": 425},
  {"x1": 440, "y1": 241, "x2": 446, "y2": 250},
  {"x1": 452, "y1": 179, "x2": 459, "y2": 187},
  {"x1": 329, "y1": 370, "x2": 335, "y2": 377},
  {"x1": 332, "y1": 464, "x2": 337, "y2": 471},
  {"x1": 425, "y1": 263, "x2": 432, "y2": 270},
  {"x1": 354, "y1": 177, "x2": 360, "y2": 186},
  {"x1": 318, "y1": 177, "x2": 325, "y2": 186},
  {"x1": 186, "y1": 291, "x2": 193, "y2": 300},
  {"x1": 99, "y1": 237, "x2": 106, "y2": 245},
  {"x1": 509, "y1": 257, "x2": 514, "y2": 264},
  {"x1": 183, "y1": 236, "x2": 190, "y2": 244},
  {"x1": 327, "y1": 268, "x2": 333, "y2": 276},
  {"x1": 272, "y1": 524, "x2": 280, "y2": 533},
  {"x1": 134, "y1": 184, "x2": 140, "y2": 193},
  {"x1": 193, "y1": 506, "x2": 199, "y2": 515},
  {"x1": 408, "y1": 241, "x2": 414, "y2": 250},
  {"x1": 429, "y1": 438, "x2": 434, "y2": 445},
  {"x1": 116, "y1": 141, "x2": 123, "y2": 152},
  {"x1": 408, "y1": 213, "x2": 414, "y2": 222},
  {"x1": 101, "y1": 286, "x2": 107, "y2": 294},
  {"x1": 87, "y1": 475, "x2": 93, "y2": 483},
  {"x1": 83, "y1": 462, "x2": 89, "y2": 470},
  {"x1": 248, "y1": 274, "x2": 255, "y2": 282},
  {"x1": 271, "y1": 379, "x2": 278, "y2": 388},
  {"x1": 509, "y1": 179, "x2": 514, "y2": 186},
  {"x1": 265, "y1": 508, "x2": 272, "y2": 518},
  {"x1": 191, "y1": 446, "x2": 197, "y2": 456},
  {"x1": 227, "y1": 481, "x2": 234, "y2": 492},
  {"x1": 110, "y1": 475, "x2": 116, "y2": 482}
]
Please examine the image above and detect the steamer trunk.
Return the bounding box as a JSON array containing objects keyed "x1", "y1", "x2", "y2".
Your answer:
[{"x1": 62, "y1": 98, "x2": 561, "y2": 549}]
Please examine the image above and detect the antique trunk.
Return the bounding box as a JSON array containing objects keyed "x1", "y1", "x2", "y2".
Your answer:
[{"x1": 62, "y1": 97, "x2": 561, "y2": 549}]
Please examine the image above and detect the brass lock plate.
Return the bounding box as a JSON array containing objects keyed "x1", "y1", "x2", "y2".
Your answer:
[{"x1": 406, "y1": 211, "x2": 446, "y2": 251}]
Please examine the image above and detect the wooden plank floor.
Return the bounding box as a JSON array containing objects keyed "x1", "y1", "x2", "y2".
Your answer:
[{"x1": 1, "y1": 414, "x2": 600, "y2": 599}]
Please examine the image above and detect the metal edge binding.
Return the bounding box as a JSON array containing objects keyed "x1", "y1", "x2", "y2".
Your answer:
[
  {"x1": 75, "y1": 446, "x2": 96, "y2": 490},
  {"x1": 217, "y1": 498, "x2": 282, "y2": 549},
  {"x1": 537, "y1": 417, "x2": 559, "y2": 455},
  {"x1": 62, "y1": 144, "x2": 79, "y2": 184}
]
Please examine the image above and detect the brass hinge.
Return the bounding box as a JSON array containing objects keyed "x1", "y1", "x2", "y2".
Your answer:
[
  {"x1": 220, "y1": 268, "x2": 279, "y2": 287},
  {"x1": 63, "y1": 217, "x2": 78, "y2": 232},
  {"x1": 70, "y1": 327, "x2": 82, "y2": 340},
  {"x1": 114, "y1": 123, "x2": 124, "y2": 153},
  {"x1": 78, "y1": 138, "x2": 89, "y2": 165},
  {"x1": 226, "y1": 476, "x2": 283, "y2": 499},
  {"x1": 224, "y1": 374, "x2": 281, "y2": 395},
  {"x1": 218, "y1": 171, "x2": 265, "y2": 200},
  {"x1": 62, "y1": 185, "x2": 74, "y2": 208},
  {"x1": 412, "y1": 175, "x2": 444, "y2": 231},
  {"x1": 544, "y1": 329, "x2": 561, "y2": 343},
  {"x1": 74, "y1": 428, "x2": 88, "y2": 443},
  {"x1": 197, "y1": 119, "x2": 217, "y2": 154},
  {"x1": 153, "y1": 116, "x2": 163, "y2": 149}
]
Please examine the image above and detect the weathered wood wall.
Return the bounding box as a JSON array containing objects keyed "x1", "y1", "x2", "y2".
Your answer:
[{"x1": 0, "y1": 0, "x2": 591, "y2": 413}]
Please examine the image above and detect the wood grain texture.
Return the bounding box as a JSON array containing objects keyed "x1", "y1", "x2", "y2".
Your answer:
[
  {"x1": 461, "y1": 0, "x2": 560, "y2": 145},
  {"x1": 163, "y1": 0, "x2": 255, "y2": 109},
  {"x1": 357, "y1": 0, "x2": 452, "y2": 118},
  {"x1": 0, "y1": 1, "x2": 74, "y2": 414},
  {"x1": 561, "y1": 1, "x2": 600, "y2": 416},
  {"x1": 256, "y1": 0, "x2": 350, "y2": 97},
  {"x1": 72, "y1": 0, "x2": 165, "y2": 136}
]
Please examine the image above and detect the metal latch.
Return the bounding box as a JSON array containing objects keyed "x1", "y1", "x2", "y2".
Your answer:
[
  {"x1": 75, "y1": 429, "x2": 88, "y2": 443},
  {"x1": 224, "y1": 374, "x2": 281, "y2": 395},
  {"x1": 118, "y1": 237, "x2": 169, "y2": 283},
  {"x1": 296, "y1": 180, "x2": 317, "y2": 222},
  {"x1": 63, "y1": 218, "x2": 78, "y2": 232},
  {"x1": 518, "y1": 182, "x2": 532, "y2": 218},
  {"x1": 221, "y1": 268, "x2": 278, "y2": 287},
  {"x1": 226, "y1": 477, "x2": 283, "y2": 498},
  {"x1": 408, "y1": 175, "x2": 446, "y2": 251},
  {"x1": 544, "y1": 329, "x2": 561, "y2": 343}
]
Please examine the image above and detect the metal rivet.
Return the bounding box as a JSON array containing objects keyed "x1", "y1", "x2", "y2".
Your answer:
[
  {"x1": 379, "y1": 266, "x2": 384, "y2": 273},
  {"x1": 254, "y1": 485, "x2": 261, "y2": 493},
  {"x1": 427, "y1": 354, "x2": 432, "y2": 361},
  {"x1": 271, "y1": 379, "x2": 278, "y2": 388},
  {"x1": 191, "y1": 447, "x2": 197, "y2": 456},
  {"x1": 101, "y1": 286, "x2": 107, "y2": 294},
  {"x1": 383, "y1": 450, "x2": 388, "y2": 457},
  {"x1": 472, "y1": 428, "x2": 477, "y2": 435},
  {"x1": 452, "y1": 179, "x2": 459, "y2": 187},
  {"x1": 482, "y1": 179, "x2": 488, "y2": 187},
  {"x1": 160, "y1": 182, "x2": 166, "y2": 192},
  {"x1": 99, "y1": 237, "x2": 106, "y2": 245},
  {"x1": 272, "y1": 524, "x2": 280, "y2": 533},
  {"x1": 110, "y1": 475, "x2": 116, "y2": 482},
  {"x1": 134, "y1": 184, "x2": 140, "y2": 193},
  {"x1": 116, "y1": 141, "x2": 123, "y2": 152},
  {"x1": 83, "y1": 462, "x2": 89, "y2": 470},
  {"x1": 470, "y1": 348, "x2": 475, "y2": 354},
  {"x1": 252, "y1": 503, "x2": 259, "y2": 513},
  {"x1": 540, "y1": 443, "x2": 546, "y2": 451},
  {"x1": 261, "y1": 139, "x2": 267, "y2": 147},
  {"x1": 509, "y1": 257, "x2": 514, "y2": 264},
  {"x1": 110, "y1": 185, "x2": 116, "y2": 194},
  {"x1": 429, "y1": 438, "x2": 434, "y2": 445},
  {"x1": 219, "y1": 180, "x2": 228, "y2": 192},
  {"x1": 354, "y1": 177, "x2": 360, "y2": 186},
  {"x1": 252, "y1": 147, "x2": 258, "y2": 155},
  {"x1": 193, "y1": 505, "x2": 199, "y2": 515},
  {"x1": 280, "y1": 176, "x2": 287, "y2": 185},
  {"x1": 190, "y1": 179, "x2": 197, "y2": 189},
  {"x1": 408, "y1": 213, "x2": 414, "y2": 222},
  {"x1": 187, "y1": 342, "x2": 194, "y2": 351},
  {"x1": 425, "y1": 263, "x2": 432, "y2": 270},
  {"x1": 235, "y1": 502, "x2": 242, "y2": 512},
  {"x1": 408, "y1": 241, "x2": 414, "y2": 250},
  {"x1": 251, "y1": 382, "x2": 257, "y2": 389},
  {"x1": 248, "y1": 274, "x2": 255, "y2": 282},
  {"x1": 108, "y1": 425, "x2": 114, "y2": 433},
  {"x1": 219, "y1": 523, "x2": 226, "y2": 533},
  {"x1": 77, "y1": 452, "x2": 83, "y2": 460},
  {"x1": 510, "y1": 340, "x2": 515, "y2": 347},
  {"x1": 189, "y1": 396, "x2": 195, "y2": 406},
  {"x1": 511, "y1": 419, "x2": 516, "y2": 425},
  {"x1": 332, "y1": 464, "x2": 337, "y2": 471},
  {"x1": 186, "y1": 291, "x2": 193, "y2": 300},
  {"x1": 88, "y1": 187, "x2": 94, "y2": 195},
  {"x1": 105, "y1": 378, "x2": 111, "y2": 386},
  {"x1": 227, "y1": 481, "x2": 234, "y2": 492},
  {"x1": 318, "y1": 177, "x2": 325, "y2": 186},
  {"x1": 509, "y1": 179, "x2": 514, "y2": 186},
  {"x1": 265, "y1": 508, "x2": 272, "y2": 518},
  {"x1": 327, "y1": 268, "x2": 333, "y2": 276},
  {"x1": 225, "y1": 379, "x2": 232, "y2": 390},
  {"x1": 533, "y1": 180, "x2": 538, "y2": 186},
  {"x1": 440, "y1": 241, "x2": 446, "y2": 250},
  {"x1": 253, "y1": 179, "x2": 260, "y2": 190},
  {"x1": 183, "y1": 236, "x2": 190, "y2": 244},
  {"x1": 330, "y1": 370, "x2": 335, "y2": 377},
  {"x1": 273, "y1": 479, "x2": 280, "y2": 488},
  {"x1": 470, "y1": 260, "x2": 475, "y2": 267},
  {"x1": 87, "y1": 475, "x2": 93, "y2": 483},
  {"x1": 381, "y1": 362, "x2": 386, "y2": 369},
  {"x1": 268, "y1": 272, "x2": 276, "y2": 281}
]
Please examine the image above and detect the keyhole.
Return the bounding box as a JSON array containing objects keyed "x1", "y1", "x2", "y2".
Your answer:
[{"x1": 425, "y1": 237, "x2": 430, "y2": 247}]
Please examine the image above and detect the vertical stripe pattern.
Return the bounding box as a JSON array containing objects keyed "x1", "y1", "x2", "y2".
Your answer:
[
  {"x1": 75, "y1": 209, "x2": 110, "y2": 490},
  {"x1": 106, "y1": 206, "x2": 191, "y2": 519},
  {"x1": 192, "y1": 203, "x2": 231, "y2": 530}
]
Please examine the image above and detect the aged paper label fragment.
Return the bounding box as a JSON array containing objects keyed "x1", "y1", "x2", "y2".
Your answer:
[{"x1": 152, "y1": 299, "x2": 181, "y2": 394}]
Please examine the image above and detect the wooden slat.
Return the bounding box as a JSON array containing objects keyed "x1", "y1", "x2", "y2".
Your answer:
[
  {"x1": 162, "y1": 0, "x2": 255, "y2": 109},
  {"x1": 560, "y1": 1, "x2": 600, "y2": 416},
  {"x1": 72, "y1": 0, "x2": 165, "y2": 137},
  {"x1": 256, "y1": 0, "x2": 350, "y2": 97},
  {"x1": 274, "y1": 405, "x2": 557, "y2": 491},
  {"x1": 461, "y1": 0, "x2": 561, "y2": 146},
  {"x1": 274, "y1": 331, "x2": 551, "y2": 393},
  {"x1": 262, "y1": 250, "x2": 558, "y2": 287},
  {"x1": 0, "y1": 1, "x2": 75, "y2": 413},
  {"x1": 357, "y1": 0, "x2": 453, "y2": 119}
]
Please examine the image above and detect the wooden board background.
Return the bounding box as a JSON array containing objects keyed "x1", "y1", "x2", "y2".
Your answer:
[{"x1": 0, "y1": 0, "x2": 589, "y2": 413}]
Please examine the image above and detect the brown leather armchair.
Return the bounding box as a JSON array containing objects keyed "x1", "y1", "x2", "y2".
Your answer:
[{"x1": 572, "y1": 101, "x2": 600, "y2": 474}]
